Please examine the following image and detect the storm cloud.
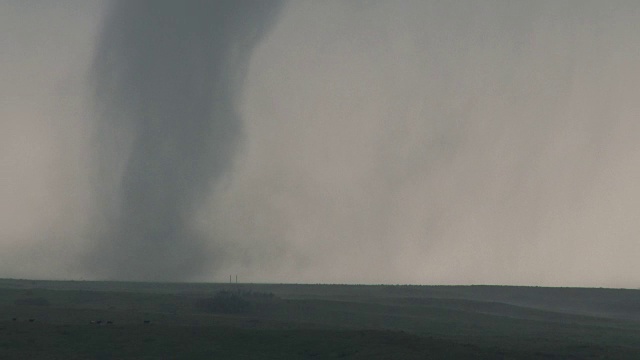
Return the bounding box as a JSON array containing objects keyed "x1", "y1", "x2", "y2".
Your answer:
[
  {"x1": 2, "y1": 1, "x2": 640, "y2": 287},
  {"x1": 206, "y1": 0, "x2": 640, "y2": 286},
  {"x1": 88, "y1": 0, "x2": 282, "y2": 280}
]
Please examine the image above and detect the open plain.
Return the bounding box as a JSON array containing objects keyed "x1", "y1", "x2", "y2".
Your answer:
[{"x1": 0, "y1": 279, "x2": 639, "y2": 359}]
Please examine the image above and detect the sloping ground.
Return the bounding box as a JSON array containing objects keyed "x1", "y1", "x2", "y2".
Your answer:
[
  {"x1": 1, "y1": 306, "x2": 639, "y2": 359},
  {"x1": 0, "y1": 279, "x2": 639, "y2": 358},
  {"x1": 257, "y1": 298, "x2": 640, "y2": 353},
  {"x1": 0, "y1": 321, "x2": 510, "y2": 360},
  {"x1": 412, "y1": 286, "x2": 640, "y2": 322}
]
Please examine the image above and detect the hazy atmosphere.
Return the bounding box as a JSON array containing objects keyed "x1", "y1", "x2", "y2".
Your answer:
[{"x1": 2, "y1": 0, "x2": 640, "y2": 287}]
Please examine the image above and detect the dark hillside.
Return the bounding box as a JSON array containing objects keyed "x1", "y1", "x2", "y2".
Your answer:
[{"x1": 1, "y1": 279, "x2": 639, "y2": 358}]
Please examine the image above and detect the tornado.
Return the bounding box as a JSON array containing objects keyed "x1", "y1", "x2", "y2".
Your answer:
[{"x1": 88, "y1": 0, "x2": 282, "y2": 280}]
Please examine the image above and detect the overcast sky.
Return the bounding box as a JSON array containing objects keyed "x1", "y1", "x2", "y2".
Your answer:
[{"x1": 2, "y1": 0, "x2": 640, "y2": 287}]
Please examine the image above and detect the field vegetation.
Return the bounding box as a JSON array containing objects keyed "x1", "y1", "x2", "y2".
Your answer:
[{"x1": 0, "y1": 279, "x2": 639, "y2": 358}]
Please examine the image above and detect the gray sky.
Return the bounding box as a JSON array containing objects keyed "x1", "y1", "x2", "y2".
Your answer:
[{"x1": 2, "y1": 0, "x2": 640, "y2": 287}]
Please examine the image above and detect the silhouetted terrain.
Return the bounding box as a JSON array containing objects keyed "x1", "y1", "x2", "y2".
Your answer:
[{"x1": 1, "y1": 279, "x2": 639, "y2": 359}]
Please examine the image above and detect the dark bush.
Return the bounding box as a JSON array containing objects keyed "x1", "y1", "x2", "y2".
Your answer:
[{"x1": 195, "y1": 291, "x2": 250, "y2": 314}]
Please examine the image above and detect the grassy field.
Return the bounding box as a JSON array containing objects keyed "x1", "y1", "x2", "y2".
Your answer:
[{"x1": 0, "y1": 279, "x2": 639, "y2": 359}]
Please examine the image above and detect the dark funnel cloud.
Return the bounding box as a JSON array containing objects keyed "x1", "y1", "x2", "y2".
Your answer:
[{"x1": 89, "y1": 0, "x2": 282, "y2": 280}]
